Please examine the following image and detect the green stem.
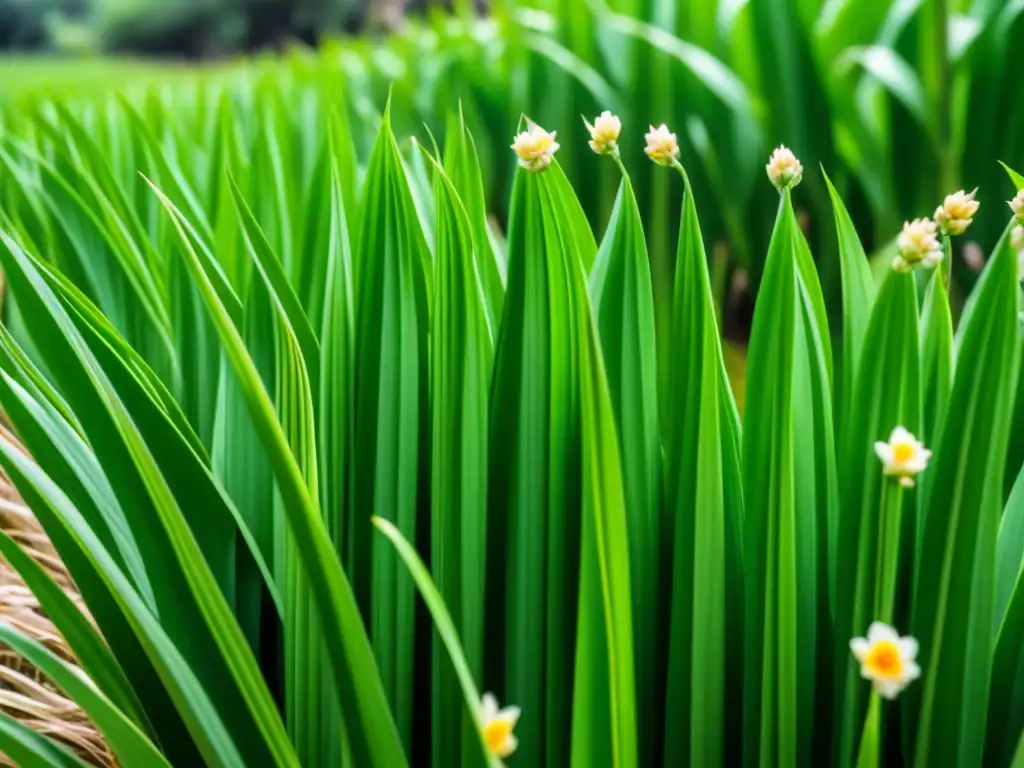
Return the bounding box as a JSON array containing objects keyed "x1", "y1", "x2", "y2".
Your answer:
[
  {"x1": 874, "y1": 479, "x2": 904, "y2": 623},
  {"x1": 941, "y1": 235, "x2": 952, "y2": 290},
  {"x1": 855, "y1": 694, "x2": 882, "y2": 768},
  {"x1": 611, "y1": 152, "x2": 628, "y2": 179},
  {"x1": 935, "y1": 0, "x2": 953, "y2": 196}
]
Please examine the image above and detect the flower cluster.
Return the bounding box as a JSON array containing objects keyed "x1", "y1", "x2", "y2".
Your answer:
[
  {"x1": 584, "y1": 110, "x2": 622, "y2": 156},
  {"x1": 511, "y1": 122, "x2": 560, "y2": 172},
  {"x1": 1010, "y1": 189, "x2": 1024, "y2": 221},
  {"x1": 893, "y1": 218, "x2": 943, "y2": 272},
  {"x1": 644, "y1": 123, "x2": 680, "y2": 166},
  {"x1": 766, "y1": 145, "x2": 803, "y2": 190},
  {"x1": 934, "y1": 188, "x2": 979, "y2": 236}
]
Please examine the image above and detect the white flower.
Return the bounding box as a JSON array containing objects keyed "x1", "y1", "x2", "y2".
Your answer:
[
  {"x1": 893, "y1": 218, "x2": 943, "y2": 272},
  {"x1": 766, "y1": 145, "x2": 803, "y2": 190},
  {"x1": 874, "y1": 426, "x2": 931, "y2": 488},
  {"x1": 480, "y1": 692, "x2": 520, "y2": 759},
  {"x1": 1009, "y1": 189, "x2": 1024, "y2": 221},
  {"x1": 934, "y1": 188, "x2": 979, "y2": 236},
  {"x1": 850, "y1": 622, "x2": 921, "y2": 700},
  {"x1": 511, "y1": 123, "x2": 559, "y2": 172},
  {"x1": 644, "y1": 124, "x2": 679, "y2": 167},
  {"x1": 585, "y1": 110, "x2": 621, "y2": 156}
]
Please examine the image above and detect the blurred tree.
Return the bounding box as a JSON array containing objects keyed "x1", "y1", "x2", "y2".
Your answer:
[
  {"x1": 93, "y1": 0, "x2": 246, "y2": 57},
  {"x1": 0, "y1": 0, "x2": 85, "y2": 49}
]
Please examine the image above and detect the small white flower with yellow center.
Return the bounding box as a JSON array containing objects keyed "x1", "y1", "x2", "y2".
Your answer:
[
  {"x1": 874, "y1": 426, "x2": 931, "y2": 488},
  {"x1": 934, "y1": 188, "x2": 980, "y2": 236},
  {"x1": 511, "y1": 122, "x2": 559, "y2": 172},
  {"x1": 850, "y1": 622, "x2": 921, "y2": 700},
  {"x1": 585, "y1": 110, "x2": 621, "y2": 156},
  {"x1": 766, "y1": 145, "x2": 803, "y2": 191},
  {"x1": 892, "y1": 218, "x2": 943, "y2": 272},
  {"x1": 644, "y1": 124, "x2": 679, "y2": 167},
  {"x1": 1009, "y1": 189, "x2": 1024, "y2": 222},
  {"x1": 480, "y1": 692, "x2": 520, "y2": 759}
]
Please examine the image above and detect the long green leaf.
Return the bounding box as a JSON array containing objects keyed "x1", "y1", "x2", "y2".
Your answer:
[
  {"x1": 145, "y1": 173, "x2": 407, "y2": 767},
  {"x1": 588, "y1": 166, "x2": 661, "y2": 765},
  {"x1": 488, "y1": 160, "x2": 585, "y2": 767},
  {"x1": 663, "y1": 166, "x2": 744, "y2": 768},
  {"x1": 742, "y1": 189, "x2": 834, "y2": 768},
  {"x1": 0, "y1": 712, "x2": 92, "y2": 768},
  {"x1": 833, "y1": 269, "x2": 920, "y2": 768},
  {"x1": 824, "y1": 169, "x2": 877, "y2": 436},
  {"x1": 911, "y1": 227, "x2": 1022, "y2": 768},
  {"x1": 0, "y1": 528, "x2": 147, "y2": 731},
  {"x1": 0, "y1": 626, "x2": 171, "y2": 768},
  {"x1": 373, "y1": 516, "x2": 500, "y2": 768},
  {"x1": 350, "y1": 102, "x2": 431, "y2": 756},
  {"x1": 429, "y1": 152, "x2": 494, "y2": 767}
]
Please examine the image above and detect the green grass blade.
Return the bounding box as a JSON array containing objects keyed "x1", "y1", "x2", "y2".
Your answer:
[
  {"x1": 588, "y1": 167, "x2": 661, "y2": 764},
  {"x1": 444, "y1": 106, "x2": 506, "y2": 334},
  {"x1": 0, "y1": 434, "x2": 244, "y2": 766},
  {"x1": 0, "y1": 528, "x2": 148, "y2": 731},
  {"x1": 833, "y1": 269, "x2": 921, "y2": 767},
  {"x1": 429, "y1": 153, "x2": 494, "y2": 767},
  {"x1": 0, "y1": 711, "x2": 92, "y2": 768},
  {"x1": 911, "y1": 228, "x2": 1022, "y2": 768},
  {"x1": 743, "y1": 190, "x2": 833, "y2": 767},
  {"x1": 146, "y1": 172, "x2": 407, "y2": 767},
  {"x1": 350, "y1": 104, "x2": 432, "y2": 756},
  {"x1": 488, "y1": 160, "x2": 587, "y2": 766},
  {"x1": 824, "y1": 169, "x2": 877, "y2": 436},
  {"x1": 663, "y1": 167, "x2": 744, "y2": 767},
  {"x1": 0, "y1": 230, "x2": 298, "y2": 767},
  {"x1": 571, "y1": 307, "x2": 638, "y2": 768},
  {"x1": 918, "y1": 270, "x2": 953, "y2": 501},
  {"x1": 373, "y1": 516, "x2": 500, "y2": 768},
  {"x1": 0, "y1": 626, "x2": 171, "y2": 767}
]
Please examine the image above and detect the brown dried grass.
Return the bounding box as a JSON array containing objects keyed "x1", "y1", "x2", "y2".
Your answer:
[{"x1": 0, "y1": 424, "x2": 115, "y2": 767}]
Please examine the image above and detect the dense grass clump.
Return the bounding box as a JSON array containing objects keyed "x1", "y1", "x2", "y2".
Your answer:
[{"x1": 0, "y1": 6, "x2": 1023, "y2": 766}]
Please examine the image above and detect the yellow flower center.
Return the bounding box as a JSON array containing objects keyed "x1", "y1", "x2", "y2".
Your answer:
[
  {"x1": 483, "y1": 719, "x2": 512, "y2": 753},
  {"x1": 520, "y1": 135, "x2": 552, "y2": 159},
  {"x1": 865, "y1": 641, "x2": 903, "y2": 680},
  {"x1": 893, "y1": 442, "x2": 914, "y2": 464}
]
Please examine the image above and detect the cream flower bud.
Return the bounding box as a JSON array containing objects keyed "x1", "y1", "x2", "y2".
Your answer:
[
  {"x1": 934, "y1": 188, "x2": 979, "y2": 235},
  {"x1": 893, "y1": 218, "x2": 943, "y2": 272},
  {"x1": 511, "y1": 123, "x2": 559, "y2": 172},
  {"x1": 644, "y1": 124, "x2": 679, "y2": 167},
  {"x1": 585, "y1": 110, "x2": 621, "y2": 156},
  {"x1": 766, "y1": 145, "x2": 803, "y2": 190},
  {"x1": 1010, "y1": 189, "x2": 1024, "y2": 222}
]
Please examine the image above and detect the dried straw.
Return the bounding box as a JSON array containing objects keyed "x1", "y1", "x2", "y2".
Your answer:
[{"x1": 0, "y1": 424, "x2": 115, "y2": 767}]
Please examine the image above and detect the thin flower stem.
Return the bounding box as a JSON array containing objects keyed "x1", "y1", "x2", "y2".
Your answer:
[
  {"x1": 670, "y1": 157, "x2": 688, "y2": 186},
  {"x1": 941, "y1": 235, "x2": 952, "y2": 288},
  {"x1": 855, "y1": 694, "x2": 882, "y2": 768},
  {"x1": 611, "y1": 152, "x2": 627, "y2": 178},
  {"x1": 874, "y1": 479, "x2": 904, "y2": 623}
]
